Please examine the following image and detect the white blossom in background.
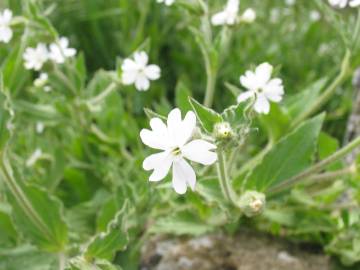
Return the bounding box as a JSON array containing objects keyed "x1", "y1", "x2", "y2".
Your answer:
[
  {"x1": 240, "y1": 8, "x2": 256, "y2": 23},
  {"x1": 26, "y1": 148, "x2": 42, "y2": 167},
  {"x1": 237, "y1": 63, "x2": 284, "y2": 114},
  {"x1": 328, "y1": 0, "x2": 360, "y2": 8},
  {"x1": 157, "y1": 0, "x2": 175, "y2": 5},
  {"x1": 140, "y1": 108, "x2": 217, "y2": 194},
  {"x1": 122, "y1": 51, "x2": 161, "y2": 91},
  {"x1": 23, "y1": 43, "x2": 49, "y2": 71},
  {"x1": 211, "y1": 0, "x2": 239, "y2": 26},
  {"x1": 0, "y1": 9, "x2": 13, "y2": 43},
  {"x1": 36, "y1": 122, "x2": 45, "y2": 134},
  {"x1": 49, "y1": 37, "x2": 76, "y2": 64},
  {"x1": 285, "y1": 0, "x2": 296, "y2": 6},
  {"x1": 309, "y1": 10, "x2": 321, "y2": 22}
]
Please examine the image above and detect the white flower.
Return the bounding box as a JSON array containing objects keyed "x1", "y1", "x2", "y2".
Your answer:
[
  {"x1": 240, "y1": 8, "x2": 256, "y2": 23},
  {"x1": 0, "y1": 9, "x2": 13, "y2": 43},
  {"x1": 26, "y1": 148, "x2": 42, "y2": 167},
  {"x1": 34, "y1": 73, "x2": 48, "y2": 87},
  {"x1": 36, "y1": 122, "x2": 45, "y2": 134},
  {"x1": 328, "y1": 0, "x2": 360, "y2": 8},
  {"x1": 237, "y1": 63, "x2": 284, "y2": 114},
  {"x1": 211, "y1": 0, "x2": 239, "y2": 26},
  {"x1": 122, "y1": 51, "x2": 161, "y2": 91},
  {"x1": 140, "y1": 108, "x2": 217, "y2": 194},
  {"x1": 309, "y1": 10, "x2": 321, "y2": 22},
  {"x1": 157, "y1": 0, "x2": 175, "y2": 5},
  {"x1": 285, "y1": 0, "x2": 296, "y2": 6},
  {"x1": 23, "y1": 43, "x2": 49, "y2": 71},
  {"x1": 49, "y1": 37, "x2": 76, "y2": 64}
]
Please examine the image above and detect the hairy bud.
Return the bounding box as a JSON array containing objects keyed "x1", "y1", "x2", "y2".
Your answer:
[
  {"x1": 213, "y1": 122, "x2": 234, "y2": 141},
  {"x1": 238, "y1": 191, "x2": 266, "y2": 217}
]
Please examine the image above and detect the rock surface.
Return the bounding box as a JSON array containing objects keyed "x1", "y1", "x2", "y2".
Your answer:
[{"x1": 141, "y1": 231, "x2": 330, "y2": 270}]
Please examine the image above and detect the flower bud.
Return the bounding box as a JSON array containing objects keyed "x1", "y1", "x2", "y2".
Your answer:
[
  {"x1": 238, "y1": 190, "x2": 266, "y2": 217},
  {"x1": 213, "y1": 122, "x2": 234, "y2": 141},
  {"x1": 240, "y1": 8, "x2": 256, "y2": 23}
]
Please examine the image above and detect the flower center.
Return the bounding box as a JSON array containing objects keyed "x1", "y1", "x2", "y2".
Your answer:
[{"x1": 172, "y1": 147, "x2": 182, "y2": 156}]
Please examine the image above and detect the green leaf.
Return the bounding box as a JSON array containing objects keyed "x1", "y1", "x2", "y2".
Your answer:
[
  {"x1": 0, "y1": 75, "x2": 11, "y2": 151},
  {"x1": 188, "y1": 97, "x2": 223, "y2": 133},
  {"x1": 245, "y1": 113, "x2": 325, "y2": 191},
  {"x1": 150, "y1": 210, "x2": 214, "y2": 236},
  {"x1": 1, "y1": 156, "x2": 68, "y2": 252},
  {"x1": 285, "y1": 77, "x2": 327, "y2": 119},
  {"x1": 84, "y1": 200, "x2": 129, "y2": 261},
  {"x1": 318, "y1": 132, "x2": 341, "y2": 171},
  {"x1": 175, "y1": 80, "x2": 192, "y2": 111},
  {"x1": 68, "y1": 257, "x2": 122, "y2": 270}
]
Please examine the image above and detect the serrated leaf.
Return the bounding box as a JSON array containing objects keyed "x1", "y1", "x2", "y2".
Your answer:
[
  {"x1": 188, "y1": 97, "x2": 222, "y2": 133},
  {"x1": 84, "y1": 200, "x2": 129, "y2": 261},
  {"x1": 245, "y1": 113, "x2": 325, "y2": 191}
]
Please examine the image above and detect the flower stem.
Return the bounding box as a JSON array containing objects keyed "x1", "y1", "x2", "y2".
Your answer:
[
  {"x1": 203, "y1": 68, "x2": 218, "y2": 107},
  {"x1": 292, "y1": 50, "x2": 351, "y2": 127},
  {"x1": 268, "y1": 135, "x2": 360, "y2": 194},
  {"x1": 87, "y1": 82, "x2": 117, "y2": 106},
  {"x1": 216, "y1": 149, "x2": 237, "y2": 205}
]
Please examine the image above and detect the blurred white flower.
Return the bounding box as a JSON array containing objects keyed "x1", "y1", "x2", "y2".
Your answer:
[
  {"x1": 309, "y1": 10, "x2": 321, "y2": 22},
  {"x1": 140, "y1": 108, "x2": 217, "y2": 194},
  {"x1": 26, "y1": 148, "x2": 42, "y2": 167},
  {"x1": 157, "y1": 0, "x2": 175, "y2": 5},
  {"x1": 328, "y1": 0, "x2": 360, "y2": 8},
  {"x1": 36, "y1": 122, "x2": 45, "y2": 134},
  {"x1": 0, "y1": 9, "x2": 13, "y2": 43},
  {"x1": 122, "y1": 51, "x2": 161, "y2": 91},
  {"x1": 285, "y1": 0, "x2": 296, "y2": 6},
  {"x1": 211, "y1": 0, "x2": 239, "y2": 26},
  {"x1": 23, "y1": 43, "x2": 49, "y2": 71},
  {"x1": 240, "y1": 8, "x2": 256, "y2": 23},
  {"x1": 49, "y1": 37, "x2": 76, "y2": 64},
  {"x1": 237, "y1": 63, "x2": 284, "y2": 114}
]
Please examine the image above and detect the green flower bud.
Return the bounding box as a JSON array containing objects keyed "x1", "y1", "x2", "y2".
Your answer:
[
  {"x1": 238, "y1": 190, "x2": 266, "y2": 217},
  {"x1": 214, "y1": 122, "x2": 234, "y2": 141}
]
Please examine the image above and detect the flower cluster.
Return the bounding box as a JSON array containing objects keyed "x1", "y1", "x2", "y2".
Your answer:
[
  {"x1": 0, "y1": 9, "x2": 13, "y2": 43},
  {"x1": 23, "y1": 37, "x2": 76, "y2": 71},
  {"x1": 328, "y1": 0, "x2": 360, "y2": 8},
  {"x1": 157, "y1": 0, "x2": 175, "y2": 5},
  {"x1": 140, "y1": 108, "x2": 217, "y2": 194},
  {"x1": 211, "y1": 0, "x2": 256, "y2": 26},
  {"x1": 237, "y1": 63, "x2": 284, "y2": 114},
  {"x1": 121, "y1": 51, "x2": 161, "y2": 91}
]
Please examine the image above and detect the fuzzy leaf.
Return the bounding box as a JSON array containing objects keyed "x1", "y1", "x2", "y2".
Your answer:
[
  {"x1": 188, "y1": 97, "x2": 222, "y2": 133},
  {"x1": 84, "y1": 200, "x2": 129, "y2": 261},
  {"x1": 245, "y1": 113, "x2": 325, "y2": 191}
]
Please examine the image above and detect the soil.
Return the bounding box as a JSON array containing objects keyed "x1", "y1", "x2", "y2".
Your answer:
[{"x1": 140, "y1": 231, "x2": 331, "y2": 270}]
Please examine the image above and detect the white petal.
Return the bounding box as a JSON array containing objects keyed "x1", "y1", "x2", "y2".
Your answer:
[
  {"x1": 211, "y1": 11, "x2": 227, "y2": 26},
  {"x1": 140, "y1": 128, "x2": 170, "y2": 150},
  {"x1": 237, "y1": 91, "x2": 254, "y2": 103},
  {"x1": 255, "y1": 63, "x2": 273, "y2": 87},
  {"x1": 59, "y1": 37, "x2": 69, "y2": 48},
  {"x1": 135, "y1": 74, "x2": 150, "y2": 91},
  {"x1": 172, "y1": 159, "x2": 196, "y2": 194},
  {"x1": 134, "y1": 51, "x2": 148, "y2": 67},
  {"x1": 122, "y1": 71, "x2": 137, "y2": 85},
  {"x1": 182, "y1": 139, "x2": 217, "y2": 165},
  {"x1": 65, "y1": 48, "x2": 76, "y2": 57},
  {"x1": 150, "y1": 117, "x2": 167, "y2": 133},
  {"x1": 143, "y1": 151, "x2": 173, "y2": 182},
  {"x1": 350, "y1": 0, "x2": 360, "y2": 7},
  {"x1": 167, "y1": 108, "x2": 182, "y2": 141},
  {"x1": 122, "y1": 59, "x2": 138, "y2": 72},
  {"x1": 226, "y1": 0, "x2": 239, "y2": 11},
  {"x1": 240, "y1": 71, "x2": 258, "y2": 90},
  {"x1": 263, "y1": 78, "x2": 284, "y2": 103},
  {"x1": 144, "y1": 65, "x2": 161, "y2": 80},
  {"x1": 2, "y1": 9, "x2": 12, "y2": 23},
  {"x1": 0, "y1": 26, "x2": 12, "y2": 43},
  {"x1": 254, "y1": 94, "x2": 270, "y2": 114},
  {"x1": 177, "y1": 111, "x2": 196, "y2": 146}
]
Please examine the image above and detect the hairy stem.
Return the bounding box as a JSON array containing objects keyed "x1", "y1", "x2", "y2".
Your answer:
[
  {"x1": 269, "y1": 136, "x2": 360, "y2": 194},
  {"x1": 217, "y1": 150, "x2": 237, "y2": 205}
]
